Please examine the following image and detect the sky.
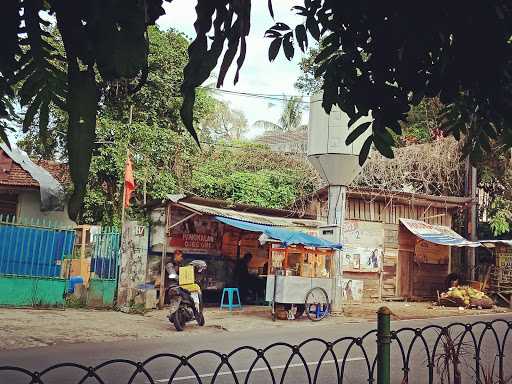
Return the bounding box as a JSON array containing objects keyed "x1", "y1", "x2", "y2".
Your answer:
[{"x1": 157, "y1": 0, "x2": 310, "y2": 138}]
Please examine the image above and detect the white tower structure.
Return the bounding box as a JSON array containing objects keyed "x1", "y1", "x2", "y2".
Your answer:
[{"x1": 307, "y1": 92, "x2": 371, "y2": 313}]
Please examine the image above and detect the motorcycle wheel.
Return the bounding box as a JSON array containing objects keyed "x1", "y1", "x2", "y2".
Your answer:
[
  {"x1": 195, "y1": 311, "x2": 205, "y2": 326},
  {"x1": 173, "y1": 309, "x2": 185, "y2": 332}
]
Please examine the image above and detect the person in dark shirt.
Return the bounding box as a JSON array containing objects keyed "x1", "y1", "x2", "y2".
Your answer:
[{"x1": 234, "y1": 253, "x2": 252, "y2": 303}]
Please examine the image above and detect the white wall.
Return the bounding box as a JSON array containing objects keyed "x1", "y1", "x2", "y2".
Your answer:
[{"x1": 17, "y1": 191, "x2": 76, "y2": 227}]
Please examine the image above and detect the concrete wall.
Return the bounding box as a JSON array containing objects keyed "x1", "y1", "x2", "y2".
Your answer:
[
  {"x1": 0, "y1": 276, "x2": 66, "y2": 306},
  {"x1": 17, "y1": 191, "x2": 75, "y2": 227},
  {"x1": 87, "y1": 279, "x2": 116, "y2": 307}
]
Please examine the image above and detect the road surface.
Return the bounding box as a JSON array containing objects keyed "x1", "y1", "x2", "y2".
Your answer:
[{"x1": 1, "y1": 312, "x2": 511, "y2": 384}]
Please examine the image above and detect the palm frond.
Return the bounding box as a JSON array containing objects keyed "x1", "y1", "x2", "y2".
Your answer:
[{"x1": 253, "y1": 120, "x2": 283, "y2": 131}]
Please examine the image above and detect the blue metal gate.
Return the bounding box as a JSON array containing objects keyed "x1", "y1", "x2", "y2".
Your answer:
[{"x1": 0, "y1": 215, "x2": 75, "y2": 277}]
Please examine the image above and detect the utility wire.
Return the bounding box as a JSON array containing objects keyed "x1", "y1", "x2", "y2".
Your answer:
[{"x1": 198, "y1": 86, "x2": 321, "y2": 104}]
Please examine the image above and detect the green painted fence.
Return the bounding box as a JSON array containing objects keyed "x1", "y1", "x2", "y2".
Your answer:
[
  {"x1": 87, "y1": 279, "x2": 117, "y2": 307},
  {"x1": 0, "y1": 275, "x2": 66, "y2": 306}
]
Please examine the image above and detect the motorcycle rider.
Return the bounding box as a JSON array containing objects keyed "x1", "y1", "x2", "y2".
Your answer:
[{"x1": 164, "y1": 250, "x2": 184, "y2": 303}]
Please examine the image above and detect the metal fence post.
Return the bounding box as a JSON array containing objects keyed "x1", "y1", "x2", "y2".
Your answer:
[{"x1": 377, "y1": 306, "x2": 391, "y2": 384}]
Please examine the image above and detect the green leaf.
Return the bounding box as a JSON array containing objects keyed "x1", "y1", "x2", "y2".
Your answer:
[
  {"x1": 268, "y1": 0, "x2": 274, "y2": 18},
  {"x1": 373, "y1": 137, "x2": 395, "y2": 159},
  {"x1": 23, "y1": 92, "x2": 43, "y2": 132},
  {"x1": 38, "y1": 99, "x2": 50, "y2": 140},
  {"x1": 359, "y1": 135, "x2": 373, "y2": 166},
  {"x1": 282, "y1": 32, "x2": 294, "y2": 61},
  {"x1": 270, "y1": 22, "x2": 291, "y2": 31},
  {"x1": 345, "y1": 121, "x2": 371, "y2": 145},
  {"x1": 373, "y1": 123, "x2": 395, "y2": 158},
  {"x1": 0, "y1": 127, "x2": 10, "y2": 148},
  {"x1": 295, "y1": 24, "x2": 308, "y2": 52},
  {"x1": 306, "y1": 16, "x2": 320, "y2": 41},
  {"x1": 67, "y1": 70, "x2": 98, "y2": 221},
  {"x1": 268, "y1": 37, "x2": 282, "y2": 62}
]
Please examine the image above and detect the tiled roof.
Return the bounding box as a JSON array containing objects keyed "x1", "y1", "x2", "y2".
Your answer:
[{"x1": 0, "y1": 150, "x2": 69, "y2": 189}]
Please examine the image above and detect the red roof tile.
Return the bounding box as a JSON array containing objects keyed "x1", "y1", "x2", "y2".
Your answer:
[{"x1": 0, "y1": 150, "x2": 69, "y2": 189}]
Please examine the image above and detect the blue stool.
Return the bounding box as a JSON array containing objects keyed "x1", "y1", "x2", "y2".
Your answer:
[{"x1": 220, "y1": 288, "x2": 242, "y2": 310}]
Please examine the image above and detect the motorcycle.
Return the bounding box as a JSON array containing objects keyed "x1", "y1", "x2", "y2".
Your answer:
[{"x1": 167, "y1": 260, "x2": 206, "y2": 331}]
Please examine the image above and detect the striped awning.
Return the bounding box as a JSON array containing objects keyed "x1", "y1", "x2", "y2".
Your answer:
[{"x1": 400, "y1": 219, "x2": 480, "y2": 247}]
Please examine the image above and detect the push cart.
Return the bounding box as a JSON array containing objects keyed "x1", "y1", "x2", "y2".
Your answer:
[{"x1": 265, "y1": 244, "x2": 336, "y2": 321}]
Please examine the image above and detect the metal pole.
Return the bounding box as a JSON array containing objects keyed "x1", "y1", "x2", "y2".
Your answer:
[
  {"x1": 377, "y1": 306, "x2": 391, "y2": 384},
  {"x1": 328, "y1": 185, "x2": 346, "y2": 315},
  {"x1": 159, "y1": 204, "x2": 169, "y2": 309},
  {"x1": 464, "y1": 157, "x2": 477, "y2": 281},
  {"x1": 469, "y1": 165, "x2": 477, "y2": 280}
]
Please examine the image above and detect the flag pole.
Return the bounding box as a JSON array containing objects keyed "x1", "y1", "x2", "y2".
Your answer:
[
  {"x1": 117, "y1": 106, "x2": 133, "y2": 305},
  {"x1": 120, "y1": 105, "x2": 133, "y2": 232}
]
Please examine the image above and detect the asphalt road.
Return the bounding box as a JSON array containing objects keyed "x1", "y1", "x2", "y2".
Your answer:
[{"x1": 1, "y1": 312, "x2": 511, "y2": 384}]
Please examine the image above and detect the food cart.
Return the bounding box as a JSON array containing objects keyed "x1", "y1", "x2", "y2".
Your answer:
[
  {"x1": 265, "y1": 243, "x2": 339, "y2": 321},
  {"x1": 254, "y1": 227, "x2": 341, "y2": 321}
]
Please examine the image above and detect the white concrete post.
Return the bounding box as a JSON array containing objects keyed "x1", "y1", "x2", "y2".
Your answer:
[{"x1": 328, "y1": 185, "x2": 346, "y2": 314}]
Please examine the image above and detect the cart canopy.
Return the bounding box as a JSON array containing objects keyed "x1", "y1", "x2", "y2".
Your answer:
[{"x1": 215, "y1": 216, "x2": 342, "y2": 249}]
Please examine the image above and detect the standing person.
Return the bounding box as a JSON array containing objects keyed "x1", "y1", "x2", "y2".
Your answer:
[{"x1": 234, "y1": 252, "x2": 252, "y2": 304}]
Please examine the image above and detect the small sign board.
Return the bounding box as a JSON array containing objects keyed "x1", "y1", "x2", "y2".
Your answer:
[{"x1": 179, "y1": 265, "x2": 195, "y2": 286}]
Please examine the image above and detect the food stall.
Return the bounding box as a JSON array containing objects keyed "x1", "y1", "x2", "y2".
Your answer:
[{"x1": 213, "y1": 218, "x2": 342, "y2": 321}]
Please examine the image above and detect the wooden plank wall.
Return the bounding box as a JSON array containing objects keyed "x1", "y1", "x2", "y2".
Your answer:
[
  {"x1": 317, "y1": 196, "x2": 455, "y2": 299},
  {"x1": 343, "y1": 198, "x2": 453, "y2": 227},
  {"x1": 383, "y1": 224, "x2": 399, "y2": 297},
  {"x1": 346, "y1": 199, "x2": 454, "y2": 298}
]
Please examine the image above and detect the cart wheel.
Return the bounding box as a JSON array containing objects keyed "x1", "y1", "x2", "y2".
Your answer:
[{"x1": 305, "y1": 287, "x2": 330, "y2": 321}]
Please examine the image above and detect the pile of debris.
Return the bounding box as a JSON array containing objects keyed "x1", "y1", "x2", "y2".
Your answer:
[{"x1": 439, "y1": 286, "x2": 494, "y2": 309}]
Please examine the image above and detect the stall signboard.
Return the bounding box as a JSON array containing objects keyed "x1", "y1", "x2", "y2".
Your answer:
[
  {"x1": 497, "y1": 251, "x2": 512, "y2": 269},
  {"x1": 342, "y1": 220, "x2": 384, "y2": 272},
  {"x1": 168, "y1": 209, "x2": 221, "y2": 253},
  {"x1": 170, "y1": 233, "x2": 218, "y2": 250}
]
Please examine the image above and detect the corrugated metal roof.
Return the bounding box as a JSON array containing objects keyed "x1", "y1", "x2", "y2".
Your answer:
[{"x1": 178, "y1": 201, "x2": 321, "y2": 229}]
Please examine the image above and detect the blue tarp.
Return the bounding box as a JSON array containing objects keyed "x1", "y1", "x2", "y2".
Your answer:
[
  {"x1": 215, "y1": 216, "x2": 342, "y2": 249},
  {"x1": 400, "y1": 219, "x2": 480, "y2": 248}
]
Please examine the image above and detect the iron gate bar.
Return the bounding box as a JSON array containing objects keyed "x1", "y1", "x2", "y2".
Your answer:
[{"x1": 1, "y1": 312, "x2": 512, "y2": 384}]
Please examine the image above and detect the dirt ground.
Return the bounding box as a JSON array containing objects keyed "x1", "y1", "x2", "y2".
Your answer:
[{"x1": 0, "y1": 302, "x2": 510, "y2": 351}]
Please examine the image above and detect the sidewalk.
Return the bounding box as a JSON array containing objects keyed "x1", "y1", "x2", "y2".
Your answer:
[{"x1": 0, "y1": 302, "x2": 509, "y2": 350}]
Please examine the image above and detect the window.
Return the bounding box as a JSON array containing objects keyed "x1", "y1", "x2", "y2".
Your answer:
[{"x1": 0, "y1": 193, "x2": 17, "y2": 217}]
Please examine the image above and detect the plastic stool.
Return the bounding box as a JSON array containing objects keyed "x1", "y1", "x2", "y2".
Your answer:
[{"x1": 220, "y1": 288, "x2": 242, "y2": 310}]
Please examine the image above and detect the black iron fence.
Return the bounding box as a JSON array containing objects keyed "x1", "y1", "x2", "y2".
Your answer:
[{"x1": 1, "y1": 309, "x2": 511, "y2": 384}]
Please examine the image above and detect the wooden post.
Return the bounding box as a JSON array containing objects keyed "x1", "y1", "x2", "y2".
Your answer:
[
  {"x1": 80, "y1": 225, "x2": 87, "y2": 260},
  {"x1": 159, "y1": 204, "x2": 169, "y2": 309}
]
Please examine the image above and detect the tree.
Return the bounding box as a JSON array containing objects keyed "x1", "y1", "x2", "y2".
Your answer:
[
  {"x1": 190, "y1": 142, "x2": 320, "y2": 209},
  {"x1": 264, "y1": 2, "x2": 512, "y2": 165},
  {"x1": 478, "y1": 148, "x2": 512, "y2": 236},
  {"x1": 295, "y1": 46, "x2": 322, "y2": 95},
  {"x1": 3, "y1": 1, "x2": 512, "y2": 219},
  {"x1": 200, "y1": 101, "x2": 248, "y2": 142},
  {"x1": 18, "y1": 26, "x2": 214, "y2": 224},
  {"x1": 254, "y1": 96, "x2": 305, "y2": 132}
]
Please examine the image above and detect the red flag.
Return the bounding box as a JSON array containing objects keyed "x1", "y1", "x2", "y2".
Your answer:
[{"x1": 124, "y1": 156, "x2": 135, "y2": 208}]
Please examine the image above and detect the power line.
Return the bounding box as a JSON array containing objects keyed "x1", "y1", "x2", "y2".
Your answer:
[{"x1": 199, "y1": 86, "x2": 321, "y2": 104}]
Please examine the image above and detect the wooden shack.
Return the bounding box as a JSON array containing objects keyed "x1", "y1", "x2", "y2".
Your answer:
[{"x1": 304, "y1": 186, "x2": 471, "y2": 300}]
